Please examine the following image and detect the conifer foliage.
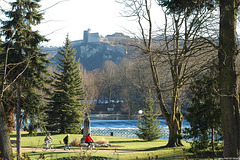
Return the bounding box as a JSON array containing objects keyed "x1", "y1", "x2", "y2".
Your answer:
[
  {"x1": 136, "y1": 91, "x2": 163, "y2": 141},
  {"x1": 47, "y1": 35, "x2": 85, "y2": 134},
  {"x1": 0, "y1": 0, "x2": 49, "y2": 158},
  {"x1": 184, "y1": 69, "x2": 222, "y2": 155}
]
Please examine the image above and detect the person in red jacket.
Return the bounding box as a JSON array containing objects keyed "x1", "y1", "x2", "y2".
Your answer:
[{"x1": 85, "y1": 133, "x2": 94, "y2": 147}]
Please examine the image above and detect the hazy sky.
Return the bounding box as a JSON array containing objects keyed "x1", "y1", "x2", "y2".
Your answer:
[
  {"x1": 38, "y1": 0, "x2": 164, "y2": 47},
  {"x1": 1, "y1": 0, "x2": 163, "y2": 47},
  {"x1": 38, "y1": 0, "x2": 125, "y2": 46}
]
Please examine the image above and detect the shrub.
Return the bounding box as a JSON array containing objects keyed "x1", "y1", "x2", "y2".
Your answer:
[
  {"x1": 70, "y1": 138, "x2": 81, "y2": 146},
  {"x1": 96, "y1": 138, "x2": 109, "y2": 145}
]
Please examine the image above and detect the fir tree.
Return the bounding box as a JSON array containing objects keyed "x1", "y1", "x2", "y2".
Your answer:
[
  {"x1": 136, "y1": 90, "x2": 163, "y2": 141},
  {"x1": 22, "y1": 86, "x2": 48, "y2": 135},
  {"x1": 47, "y1": 35, "x2": 85, "y2": 134},
  {"x1": 184, "y1": 68, "x2": 222, "y2": 155},
  {"x1": 0, "y1": 0, "x2": 49, "y2": 158}
]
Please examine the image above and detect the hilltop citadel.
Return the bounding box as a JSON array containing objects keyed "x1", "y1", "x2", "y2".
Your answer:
[{"x1": 71, "y1": 28, "x2": 130, "y2": 45}]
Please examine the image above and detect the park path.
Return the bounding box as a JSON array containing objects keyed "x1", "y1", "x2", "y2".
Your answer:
[{"x1": 13, "y1": 147, "x2": 143, "y2": 153}]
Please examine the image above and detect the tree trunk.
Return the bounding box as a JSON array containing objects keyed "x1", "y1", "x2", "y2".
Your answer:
[
  {"x1": 219, "y1": 0, "x2": 240, "y2": 157},
  {"x1": 16, "y1": 81, "x2": 21, "y2": 160},
  {"x1": 0, "y1": 102, "x2": 13, "y2": 159},
  {"x1": 166, "y1": 116, "x2": 183, "y2": 147},
  {"x1": 211, "y1": 128, "x2": 215, "y2": 156},
  {"x1": 166, "y1": 88, "x2": 183, "y2": 147},
  {"x1": 0, "y1": 39, "x2": 13, "y2": 159},
  {"x1": 5, "y1": 102, "x2": 15, "y2": 133},
  {"x1": 149, "y1": 56, "x2": 183, "y2": 147}
]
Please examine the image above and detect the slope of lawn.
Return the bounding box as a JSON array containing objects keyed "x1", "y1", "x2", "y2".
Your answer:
[{"x1": 9, "y1": 131, "x2": 202, "y2": 160}]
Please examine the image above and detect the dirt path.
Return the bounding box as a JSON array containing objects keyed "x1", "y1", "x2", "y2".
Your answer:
[{"x1": 13, "y1": 147, "x2": 143, "y2": 153}]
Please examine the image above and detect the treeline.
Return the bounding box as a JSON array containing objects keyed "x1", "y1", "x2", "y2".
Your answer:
[{"x1": 65, "y1": 56, "x2": 162, "y2": 116}]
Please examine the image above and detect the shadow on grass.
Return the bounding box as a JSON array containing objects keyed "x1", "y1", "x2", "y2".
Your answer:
[
  {"x1": 54, "y1": 146, "x2": 64, "y2": 149},
  {"x1": 110, "y1": 140, "x2": 143, "y2": 144},
  {"x1": 24, "y1": 151, "x2": 70, "y2": 159},
  {"x1": 143, "y1": 145, "x2": 169, "y2": 151}
]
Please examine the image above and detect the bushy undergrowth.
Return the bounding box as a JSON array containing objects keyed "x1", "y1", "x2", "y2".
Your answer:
[
  {"x1": 95, "y1": 138, "x2": 109, "y2": 145},
  {"x1": 71, "y1": 138, "x2": 81, "y2": 146}
]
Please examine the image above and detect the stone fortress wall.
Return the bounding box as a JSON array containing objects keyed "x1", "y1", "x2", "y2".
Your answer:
[{"x1": 82, "y1": 28, "x2": 130, "y2": 43}]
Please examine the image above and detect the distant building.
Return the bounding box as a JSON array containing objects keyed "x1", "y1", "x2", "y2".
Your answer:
[
  {"x1": 82, "y1": 29, "x2": 130, "y2": 44},
  {"x1": 83, "y1": 29, "x2": 100, "y2": 43},
  {"x1": 104, "y1": 32, "x2": 130, "y2": 42}
]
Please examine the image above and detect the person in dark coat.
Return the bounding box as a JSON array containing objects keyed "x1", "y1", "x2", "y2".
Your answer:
[{"x1": 63, "y1": 134, "x2": 70, "y2": 150}]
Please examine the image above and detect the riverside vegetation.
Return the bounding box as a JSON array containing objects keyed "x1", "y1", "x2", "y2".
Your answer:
[{"x1": 9, "y1": 131, "x2": 224, "y2": 160}]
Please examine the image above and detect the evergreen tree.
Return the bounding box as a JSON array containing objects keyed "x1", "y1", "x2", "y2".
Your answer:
[
  {"x1": 0, "y1": 0, "x2": 49, "y2": 158},
  {"x1": 22, "y1": 86, "x2": 48, "y2": 135},
  {"x1": 184, "y1": 68, "x2": 222, "y2": 155},
  {"x1": 136, "y1": 90, "x2": 163, "y2": 141},
  {"x1": 0, "y1": 0, "x2": 50, "y2": 126},
  {"x1": 2, "y1": 89, "x2": 15, "y2": 133},
  {"x1": 0, "y1": 38, "x2": 15, "y2": 133},
  {"x1": 47, "y1": 35, "x2": 85, "y2": 134}
]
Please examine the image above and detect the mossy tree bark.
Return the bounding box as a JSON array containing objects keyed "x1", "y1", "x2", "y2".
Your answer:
[
  {"x1": 219, "y1": 0, "x2": 240, "y2": 157},
  {"x1": 0, "y1": 102, "x2": 13, "y2": 159}
]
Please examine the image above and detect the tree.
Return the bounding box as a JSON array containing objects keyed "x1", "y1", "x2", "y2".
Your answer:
[
  {"x1": 100, "y1": 60, "x2": 118, "y2": 103},
  {"x1": 117, "y1": 0, "x2": 215, "y2": 147},
  {"x1": 22, "y1": 87, "x2": 48, "y2": 135},
  {"x1": 136, "y1": 90, "x2": 163, "y2": 141},
  {"x1": 184, "y1": 67, "x2": 222, "y2": 156},
  {"x1": 218, "y1": 0, "x2": 240, "y2": 157},
  {"x1": 0, "y1": 0, "x2": 49, "y2": 159},
  {"x1": 81, "y1": 68, "x2": 99, "y2": 113},
  {"x1": 47, "y1": 35, "x2": 85, "y2": 134},
  {"x1": 3, "y1": 90, "x2": 15, "y2": 133},
  {"x1": 158, "y1": 0, "x2": 240, "y2": 157},
  {"x1": 118, "y1": 58, "x2": 154, "y2": 116},
  {"x1": 0, "y1": 60, "x2": 13, "y2": 159}
]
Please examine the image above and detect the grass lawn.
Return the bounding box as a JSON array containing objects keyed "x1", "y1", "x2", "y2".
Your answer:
[{"x1": 10, "y1": 131, "x2": 213, "y2": 160}]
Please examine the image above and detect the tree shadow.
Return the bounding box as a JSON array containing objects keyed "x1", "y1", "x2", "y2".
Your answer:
[
  {"x1": 144, "y1": 145, "x2": 169, "y2": 151},
  {"x1": 110, "y1": 140, "x2": 144, "y2": 144}
]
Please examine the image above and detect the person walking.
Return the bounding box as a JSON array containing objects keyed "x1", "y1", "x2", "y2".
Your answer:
[
  {"x1": 44, "y1": 133, "x2": 53, "y2": 149},
  {"x1": 63, "y1": 134, "x2": 70, "y2": 150}
]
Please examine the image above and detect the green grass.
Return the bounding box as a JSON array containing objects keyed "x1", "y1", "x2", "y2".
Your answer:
[{"x1": 10, "y1": 131, "x2": 215, "y2": 160}]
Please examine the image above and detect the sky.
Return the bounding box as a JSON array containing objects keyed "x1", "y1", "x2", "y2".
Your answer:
[
  {"x1": 38, "y1": 0, "x2": 164, "y2": 47},
  {"x1": 0, "y1": 0, "x2": 164, "y2": 47},
  {"x1": 38, "y1": 0, "x2": 126, "y2": 46}
]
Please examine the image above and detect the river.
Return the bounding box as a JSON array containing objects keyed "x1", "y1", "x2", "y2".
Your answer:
[{"x1": 88, "y1": 114, "x2": 190, "y2": 140}]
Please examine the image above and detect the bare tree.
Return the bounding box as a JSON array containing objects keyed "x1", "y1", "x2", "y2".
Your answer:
[
  {"x1": 82, "y1": 67, "x2": 99, "y2": 113},
  {"x1": 117, "y1": 0, "x2": 216, "y2": 147},
  {"x1": 118, "y1": 57, "x2": 155, "y2": 115},
  {"x1": 100, "y1": 60, "x2": 119, "y2": 103}
]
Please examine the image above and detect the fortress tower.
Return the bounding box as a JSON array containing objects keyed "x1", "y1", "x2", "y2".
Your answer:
[{"x1": 83, "y1": 29, "x2": 99, "y2": 43}]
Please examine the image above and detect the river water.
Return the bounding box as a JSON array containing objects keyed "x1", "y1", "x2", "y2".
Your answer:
[{"x1": 88, "y1": 114, "x2": 190, "y2": 140}]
